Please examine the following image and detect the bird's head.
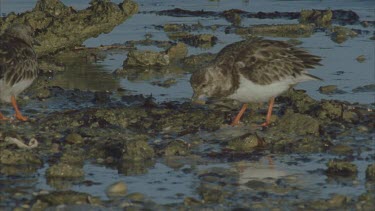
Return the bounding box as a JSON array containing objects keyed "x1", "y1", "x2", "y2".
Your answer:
[{"x1": 190, "y1": 66, "x2": 219, "y2": 104}]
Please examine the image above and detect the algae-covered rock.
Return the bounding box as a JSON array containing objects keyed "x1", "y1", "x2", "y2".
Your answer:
[
  {"x1": 176, "y1": 33, "x2": 217, "y2": 48},
  {"x1": 326, "y1": 159, "x2": 358, "y2": 177},
  {"x1": 184, "y1": 197, "x2": 203, "y2": 206},
  {"x1": 236, "y1": 24, "x2": 315, "y2": 38},
  {"x1": 352, "y1": 84, "x2": 375, "y2": 93},
  {"x1": 227, "y1": 133, "x2": 265, "y2": 152},
  {"x1": 151, "y1": 107, "x2": 224, "y2": 132},
  {"x1": 198, "y1": 183, "x2": 227, "y2": 203},
  {"x1": 330, "y1": 26, "x2": 357, "y2": 44},
  {"x1": 366, "y1": 163, "x2": 375, "y2": 181},
  {"x1": 273, "y1": 112, "x2": 321, "y2": 135},
  {"x1": 1, "y1": 0, "x2": 139, "y2": 57},
  {"x1": 318, "y1": 85, "x2": 344, "y2": 95},
  {"x1": 300, "y1": 9, "x2": 333, "y2": 26},
  {"x1": 166, "y1": 42, "x2": 188, "y2": 60},
  {"x1": 316, "y1": 101, "x2": 343, "y2": 120},
  {"x1": 280, "y1": 89, "x2": 318, "y2": 114},
  {"x1": 151, "y1": 78, "x2": 177, "y2": 88},
  {"x1": 65, "y1": 133, "x2": 84, "y2": 144},
  {"x1": 356, "y1": 55, "x2": 366, "y2": 63},
  {"x1": 329, "y1": 144, "x2": 354, "y2": 156},
  {"x1": 60, "y1": 149, "x2": 85, "y2": 165},
  {"x1": 118, "y1": 160, "x2": 155, "y2": 175},
  {"x1": 126, "y1": 192, "x2": 146, "y2": 202},
  {"x1": 31, "y1": 190, "x2": 101, "y2": 210},
  {"x1": 0, "y1": 149, "x2": 42, "y2": 165},
  {"x1": 223, "y1": 9, "x2": 243, "y2": 26},
  {"x1": 356, "y1": 191, "x2": 375, "y2": 211},
  {"x1": 46, "y1": 163, "x2": 84, "y2": 178},
  {"x1": 272, "y1": 135, "x2": 328, "y2": 153},
  {"x1": 121, "y1": 139, "x2": 154, "y2": 161},
  {"x1": 163, "y1": 140, "x2": 190, "y2": 156},
  {"x1": 123, "y1": 50, "x2": 170, "y2": 67}
]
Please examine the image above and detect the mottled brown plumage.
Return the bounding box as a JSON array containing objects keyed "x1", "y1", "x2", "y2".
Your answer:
[
  {"x1": 190, "y1": 38, "x2": 321, "y2": 126},
  {"x1": 0, "y1": 24, "x2": 38, "y2": 121}
]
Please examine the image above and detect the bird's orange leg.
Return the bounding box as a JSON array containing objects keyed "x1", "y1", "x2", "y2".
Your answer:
[
  {"x1": 260, "y1": 97, "x2": 275, "y2": 127},
  {"x1": 231, "y1": 103, "x2": 248, "y2": 126},
  {"x1": 0, "y1": 112, "x2": 9, "y2": 120},
  {"x1": 11, "y1": 96, "x2": 28, "y2": 121}
]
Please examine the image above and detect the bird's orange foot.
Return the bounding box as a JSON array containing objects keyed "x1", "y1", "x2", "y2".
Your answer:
[
  {"x1": 260, "y1": 121, "x2": 270, "y2": 127},
  {"x1": 230, "y1": 119, "x2": 240, "y2": 126},
  {"x1": 14, "y1": 113, "x2": 28, "y2": 121},
  {"x1": 0, "y1": 114, "x2": 9, "y2": 121}
]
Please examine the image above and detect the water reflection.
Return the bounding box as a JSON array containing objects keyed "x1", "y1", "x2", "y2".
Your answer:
[{"x1": 51, "y1": 54, "x2": 121, "y2": 91}]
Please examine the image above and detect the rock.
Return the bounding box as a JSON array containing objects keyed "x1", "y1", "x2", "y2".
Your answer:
[
  {"x1": 356, "y1": 55, "x2": 366, "y2": 63},
  {"x1": 123, "y1": 50, "x2": 170, "y2": 67},
  {"x1": 273, "y1": 112, "x2": 321, "y2": 135},
  {"x1": 60, "y1": 150, "x2": 85, "y2": 165},
  {"x1": 36, "y1": 88, "x2": 51, "y2": 99},
  {"x1": 236, "y1": 23, "x2": 315, "y2": 38},
  {"x1": 342, "y1": 110, "x2": 359, "y2": 123},
  {"x1": 126, "y1": 192, "x2": 145, "y2": 202},
  {"x1": 0, "y1": 0, "x2": 139, "y2": 57},
  {"x1": 178, "y1": 34, "x2": 217, "y2": 47},
  {"x1": 163, "y1": 140, "x2": 190, "y2": 156},
  {"x1": 150, "y1": 78, "x2": 177, "y2": 88},
  {"x1": 330, "y1": 26, "x2": 357, "y2": 44},
  {"x1": 329, "y1": 144, "x2": 353, "y2": 155},
  {"x1": 166, "y1": 42, "x2": 188, "y2": 60},
  {"x1": 365, "y1": 163, "x2": 375, "y2": 181},
  {"x1": 118, "y1": 160, "x2": 155, "y2": 176},
  {"x1": 106, "y1": 181, "x2": 127, "y2": 197},
  {"x1": 316, "y1": 101, "x2": 343, "y2": 120},
  {"x1": 184, "y1": 197, "x2": 202, "y2": 206},
  {"x1": 318, "y1": 85, "x2": 346, "y2": 95},
  {"x1": 93, "y1": 91, "x2": 111, "y2": 104},
  {"x1": 121, "y1": 139, "x2": 154, "y2": 161},
  {"x1": 46, "y1": 163, "x2": 84, "y2": 178},
  {"x1": 280, "y1": 89, "x2": 318, "y2": 114},
  {"x1": 31, "y1": 190, "x2": 101, "y2": 210},
  {"x1": 223, "y1": 9, "x2": 243, "y2": 25},
  {"x1": 226, "y1": 133, "x2": 265, "y2": 152},
  {"x1": 352, "y1": 84, "x2": 375, "y2": 93},
  {"x1": 65, "y1": 133, "x2": 84, "y2": 144},
  {"x1": 326, "y1": 159, "x2": 358, "y2": 177},
  {"x1": 163, "y1": 23, "x2": 184, "y2": 32},
  {"x1": 327, "y1": 194, "x2": 349, "y2": 207},
  {"x1": 356, "y1": 191, "x2": 375, "y2": 210},
  {"x1": 198, "y1": 183, "x2": 226, "y2": 203},
  {"x1": 300, "y1": 9, "x2": 332, "y2": 26},
  {"x1": 0, "y1": 149, "x2": 42, "y2": 165}
]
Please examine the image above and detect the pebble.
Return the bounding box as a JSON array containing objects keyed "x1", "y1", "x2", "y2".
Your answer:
[{"x1": 106, "y1": 181, "x2": 128, "y2": 197}]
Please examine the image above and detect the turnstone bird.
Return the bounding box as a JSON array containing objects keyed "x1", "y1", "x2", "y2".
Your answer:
[
  {"x1": 0, "y1": 24, "x2": 38, "y2": 121},
  {"x1": 190, "y1": 38, "x2": 321, "y2": 126}
]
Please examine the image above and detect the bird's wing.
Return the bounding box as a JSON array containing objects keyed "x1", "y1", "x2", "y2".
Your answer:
[
  {"x1": 235, "y1": 40, "x2": 321, "y2": 85},
  {"x1": 0, "y1": 36, "x2": 37, "y2": 86}
]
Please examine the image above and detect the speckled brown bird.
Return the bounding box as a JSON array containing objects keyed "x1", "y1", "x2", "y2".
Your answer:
[
  {"x1": 0, "y1": 24, "x2": 38, "y2": 121},
  {"x1": 190, "y1": 38, "x2": 321, "y2": 126}
]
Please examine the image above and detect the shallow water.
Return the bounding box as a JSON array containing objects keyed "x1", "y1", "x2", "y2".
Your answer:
[
  {"x1": 1, "y1": 0, "x2": 375, "y2": 209},
  {"x1": 1, "y1": 0, "x2": 374, "y2": 104}
]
